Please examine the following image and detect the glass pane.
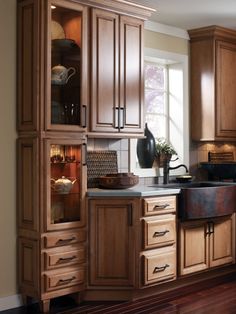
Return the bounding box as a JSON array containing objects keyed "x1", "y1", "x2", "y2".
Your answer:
[
  {"x1": 50, "y1": 144, "x2": 81, "y2": 224},
  {"x1": 144, "y1": 63, "x2": 165, "y2": 90},
  {"x1": 51, "y1": 6, "x2": 81, "y2": 125},
  {"x1": 145, "y1": 90, "x2": 165, "y2": 114},
  {"x1": 145, "y1": 113, "x2": 166, "y2": 139}
]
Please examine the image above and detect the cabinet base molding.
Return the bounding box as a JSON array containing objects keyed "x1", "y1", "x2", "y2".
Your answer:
[{"x1": 84, "y1": 266, "x2": 236, "y2": 302}]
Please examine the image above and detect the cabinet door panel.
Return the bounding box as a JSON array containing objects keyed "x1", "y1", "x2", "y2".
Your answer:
[
  {"x1": 91, "y1": 9, "x2": 119, "y2": 132},
  {"x1": 89, "y1": 199, "x2": 136, "y2": 287},
  {"x1": 209, "y1": 215, "x2": 235, "y2": 267},
  {"x1": 216, "y1": 41, "x2": 236, "y2": 138},
  {"x1": 120, "y1": 16, "x2": 143, "y2": 133},
  {"x1": 179, "y1": 221, "x2": 209, "y2": 275}
]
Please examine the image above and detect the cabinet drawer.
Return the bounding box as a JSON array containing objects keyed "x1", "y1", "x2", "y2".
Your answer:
[
  {"x1": 143, "y1": 215, "x2": 176, "y2": 249},
  {"x1": 142, "y1": 247, "x2": 176, "y2": 285},
  {"x1": 143, "y1": 196, "x2": 176, "y2": 216},
  {"x1": 44, "y1": 268, "x2": 85, "y2": 292},
  {"x1": 44, "y1": 247, "x2": 85, "y2": 270},
  {"x1": 44, "y1": 230, "x2": 86, "y2": 248}
]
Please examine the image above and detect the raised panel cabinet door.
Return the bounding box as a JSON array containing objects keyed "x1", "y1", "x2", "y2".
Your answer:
[
  {"x1": 120, "y1": 16, "x2": 143, "y2": 133},
  {"x1": 18, "y1": 138, "x2": 39, "y2": 231},
  {"x1": 216, "y1": 41, "x2": 236, "y2": 138},
  {"x1": 90, "y1": 9, "x2": 119, "y2": 132},
  {"x1": 209, "y1": 215, "x2": 235, "y2": 268},
  {"x1": 89, "y1": 199, "x2": 136, "y2": 287},
  {"x1": 179, "y1": 221, "x2": 209, "y2": 276}
]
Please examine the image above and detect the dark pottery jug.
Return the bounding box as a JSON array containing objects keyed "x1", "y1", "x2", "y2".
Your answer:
[{"x1": 137, "y1": 123, "x2": 156, "y2": 168}]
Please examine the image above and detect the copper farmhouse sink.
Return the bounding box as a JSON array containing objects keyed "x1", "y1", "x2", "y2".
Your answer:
[
  {"x1": 149, "y1": 182, "x2": 236, "y2": 220},
  {"x1": 178, "y1": 183, "x2": 236, "y2": 220}
]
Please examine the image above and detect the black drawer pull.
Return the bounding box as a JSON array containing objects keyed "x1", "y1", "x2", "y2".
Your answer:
[
  {"x1": 57, "y1": 236, "x2": 76, "y2": 244},
  {"x1": 154, "y1": 204, "x2": 169, "y2": 210},
  {"x1": 153, "y1": 230, "x2": 170, "y2": 237},
  {"x1": 57, "y1": 276, "x2": 76, "y2": 285},
  {"x1": 57, "y1": 256, "x2": 76, "y2": 263},
  {"x1": 153, "y1": 264, "x2": 169, "y2": 273}
]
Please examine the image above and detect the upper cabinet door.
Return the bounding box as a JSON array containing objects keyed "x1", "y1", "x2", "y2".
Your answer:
[
  {"x1": 47, "y1": 1, "x2": 88, "y2": 131},
  {"x1": 120, "y1": 16, "x2": 144, "y2": 133},
  {"x1": 17, "y1": 0, "x2": 88, "y2": 132},
  {"x1": 189, "y1": 26, "x2": 236, "y2": 141},
  {"x1": 216, "y1": 41, "x2": 236, "y2": 139},
  {"x1": 90, "y1": 9, "x2": 143, "y2": 135},
  {"x1": 90, "y1": 8, "x2": 119, "y2": 133}
]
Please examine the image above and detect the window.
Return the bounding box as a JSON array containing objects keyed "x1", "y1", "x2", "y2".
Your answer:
[{"x1": 130, "y1": 48, "x2": 189, "y2": 177}]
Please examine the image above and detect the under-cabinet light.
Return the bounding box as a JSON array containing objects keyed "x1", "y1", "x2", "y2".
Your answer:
[{"x1": 51, "y1": 5, "x2": 56, "y2": 9}]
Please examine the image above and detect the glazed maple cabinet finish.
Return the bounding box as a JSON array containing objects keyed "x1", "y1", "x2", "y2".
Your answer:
[
  {"x1": 141, "y1": 196, "x2": 177, "y2": 286},
  {"x1": 17, "y1": 0, "x2": 153, "y2": 310},
  {"x1": 189, "y1": 25, "x2": 236, "y2": 141},
  {"x1": 89, "y1": 198, "x2": 138, "y2": 287},
  {"x1": 17, "y1": 0, "x2": 88, "y2": 311},
  {"x1": 179, "y1": 214, "x2": 235, "y2": 276},
  {"x1": 90, "y1": 9, "x2": 143, "y2": 134}
]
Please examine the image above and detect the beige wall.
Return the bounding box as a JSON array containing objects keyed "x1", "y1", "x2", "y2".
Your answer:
[
  {"x1": 0, "y1": 0, "x2": 17, "y2": 298},
  {"x1": 144, "y1": 29, "x2": 189, "y2": 55},
  {"x1": 0, "y1": 1, "x2": 189, "y2": 302}
]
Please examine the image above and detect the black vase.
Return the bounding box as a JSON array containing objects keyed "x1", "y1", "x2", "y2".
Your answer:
[{"x1": 136, "y1": 123, "x2": 156, "y2": 168}]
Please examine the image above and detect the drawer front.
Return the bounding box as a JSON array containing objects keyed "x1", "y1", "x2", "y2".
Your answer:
[
  {"x1": 44, "y1": 230, "x2": 86, "y2": 248},
  {"x1": 45, "y1": 247, "x2": 85, "y2": 270},
  {"x1": 44, "y1": 268, "x2": 85, "y2": 292},
  {"x1": 143, "y1": 215, "x2": 176, "y2": 249},
  {"x1": 143, "y1": 196, "x2": 176, "y2": 216},
  {"x1": 143, "y1": 248, "x2": 176, "y2": 285}
]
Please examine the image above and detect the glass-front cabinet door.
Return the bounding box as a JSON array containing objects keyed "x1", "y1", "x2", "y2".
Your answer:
[
  {"x1": 46, "y1": 139, "x2": 87, "y2": 230},
  {"x1": 47, "y1": 1, "x2": 88, "y2": 130}
]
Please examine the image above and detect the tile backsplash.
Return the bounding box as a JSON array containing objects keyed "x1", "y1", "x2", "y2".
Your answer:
[
  {"x1": 87, "y1": 138, "x2": 129, "y2": 173},
  {"x1": 190, "y1": 141, "x2": 236, "y2": 180}
]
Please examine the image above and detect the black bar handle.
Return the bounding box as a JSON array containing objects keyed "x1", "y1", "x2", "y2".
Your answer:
[
  {"x1": 153, "y1": 230, "x2": 170, "y2": 237},
  {"x1": 82, "y1": 105, "x2": 87, "y2": 128},
  {"x1": 153, "y1": 264, "x2": 169, "y2": 273}
]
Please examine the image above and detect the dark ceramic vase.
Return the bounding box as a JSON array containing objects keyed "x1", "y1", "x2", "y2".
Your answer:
[{"x1": 136, "y1": 123, "x2": 156, "y2": 168}]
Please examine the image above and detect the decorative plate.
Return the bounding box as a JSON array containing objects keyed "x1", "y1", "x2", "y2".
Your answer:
[{"x1": 51, "y1": 21, "x2": 65, "y2": 40}]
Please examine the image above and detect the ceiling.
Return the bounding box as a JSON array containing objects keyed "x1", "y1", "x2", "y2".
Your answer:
[{"x1": 132, "y1": 0, "x2": 236, "y2": 31}]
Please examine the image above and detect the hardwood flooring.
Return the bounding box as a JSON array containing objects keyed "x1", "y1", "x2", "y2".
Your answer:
[{"x1": 3, "y1": 277, "x2": 236, "y2": 314}]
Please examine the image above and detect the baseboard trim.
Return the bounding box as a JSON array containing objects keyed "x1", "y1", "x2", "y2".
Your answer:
[{"x1": 0, "y1": 294, "x2": 23, "y2": 311}]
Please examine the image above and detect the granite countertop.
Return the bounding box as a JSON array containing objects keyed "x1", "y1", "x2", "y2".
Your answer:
[{"x1": 87, "y1": 184, "x2": 181, "y2": 197}]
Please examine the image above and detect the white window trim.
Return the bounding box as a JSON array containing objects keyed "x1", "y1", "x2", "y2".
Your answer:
[{"x1": 130, "y1": 47, "x2": 189, "y2": 178}]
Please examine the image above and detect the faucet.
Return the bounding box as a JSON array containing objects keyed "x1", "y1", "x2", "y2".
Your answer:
[{"x1": 163, "y1": 159, "x2": 188, "y2": 184}]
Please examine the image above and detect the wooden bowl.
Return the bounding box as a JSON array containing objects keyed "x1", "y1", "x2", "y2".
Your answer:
[{"x1": 99, "y1": 173, "x2": 139, "y2": 189}]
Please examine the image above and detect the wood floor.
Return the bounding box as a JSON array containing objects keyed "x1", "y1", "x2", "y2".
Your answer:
[{"x1": 4, "y1": 277, "x2": 236, "y2": 314}]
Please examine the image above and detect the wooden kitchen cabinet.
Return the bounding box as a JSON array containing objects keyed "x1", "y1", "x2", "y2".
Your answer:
[
  {"x1": 90, "y1": 8, "x2": 144, "y2": 135},
  {"x1": 17, "y1": 0, "x2": 153, "y2": 310},
  {"x1": 89, "y1": 198, "x2": 139, "y2": 287},
  {"x1": 189, "y1": 26, "x2": 236, "y2": 141},
  {"x1": 179, "y1": 214, "x2": 235, "y2": 276},
  {"x1": 17, "y1": 0, "x2": 88, "y2": 311}
]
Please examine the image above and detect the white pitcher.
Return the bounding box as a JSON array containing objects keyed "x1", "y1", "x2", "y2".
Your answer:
[{"x1": 51, "y1": 64, "x2": 76, "y2": 85}]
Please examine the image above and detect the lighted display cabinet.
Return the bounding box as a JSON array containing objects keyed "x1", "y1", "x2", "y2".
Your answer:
[{"x1": 17, "y1": 0, "x2": 87, "y2": 312}]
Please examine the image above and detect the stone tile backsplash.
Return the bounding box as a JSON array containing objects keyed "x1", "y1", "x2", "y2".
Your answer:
[
  {"x1": 87, "y1": 138, "x2": 129, "y2": 173},
  {"x1": 190, "y1": 141, "x2": 236, "y2": 180}
]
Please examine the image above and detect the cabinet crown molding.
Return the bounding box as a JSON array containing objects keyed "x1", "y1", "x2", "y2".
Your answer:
[
  {"x1": 188, "y1": 25, "x2": 236, "y2": 42},
  {"x1": 73, "y1": 0, "x2": 156, "y2": 19}
]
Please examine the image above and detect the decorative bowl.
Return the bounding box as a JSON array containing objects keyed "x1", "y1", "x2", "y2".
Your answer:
[{"x1": 99, "y1": 173, "x2": 139, "y2": 189}]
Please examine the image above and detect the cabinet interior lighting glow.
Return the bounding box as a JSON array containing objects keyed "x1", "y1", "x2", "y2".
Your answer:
[{"x1": 51, "y1": 5, "x2": 56, "y2": 9}]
